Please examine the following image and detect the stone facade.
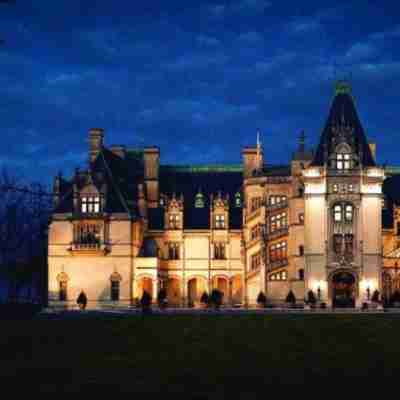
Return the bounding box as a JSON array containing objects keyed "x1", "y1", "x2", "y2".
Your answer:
[{"x1": 48, "y1": 82, "x2": 400, "y2": 308}]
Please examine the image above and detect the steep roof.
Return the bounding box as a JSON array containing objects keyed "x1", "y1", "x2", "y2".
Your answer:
[{"x1": 312, "y1": 81, "x2": 375, "y2": 167}]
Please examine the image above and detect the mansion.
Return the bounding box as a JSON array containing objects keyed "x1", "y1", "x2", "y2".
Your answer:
[{"x1": 48, "y1": 81, "x2": 400, "y2": 308}]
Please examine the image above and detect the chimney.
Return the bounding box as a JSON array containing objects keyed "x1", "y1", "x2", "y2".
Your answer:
[
  {"x1": 89, "y1": 128, "x2": 104, "y2": 163},
  {"x1": 369, "y1": 142, "x2": 376, "y2": 162},
  {"x1": 242, "y1": 146, "x2": 264, "y2": 178},
  {"x1": 143, "y1": 147, "x2": 160, "y2": 208}
]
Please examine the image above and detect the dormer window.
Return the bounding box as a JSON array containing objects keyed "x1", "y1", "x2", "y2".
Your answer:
[
  {"x1": 195, "y1": 192, "x2": 205, "y2": 208},
  {"x1": 168, "y1": 214, "x2": 180, "y2": 229},
  {"x1": 336, "y1": 153, "x2": 351, "y2": 170},
  {"x1": 81, "y1": 196, "x2": 101, "y2": 213},
  {"x1": 235, "y1": 192, "x2": 242, "y2": 207},
  {"x1": 215, "y1": 214, "x2": 225, "y2": 229}
]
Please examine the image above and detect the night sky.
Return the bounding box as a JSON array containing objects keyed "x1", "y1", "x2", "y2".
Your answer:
[{"x1": 1, "y1": 0, "x2": 399, "y2": 184}]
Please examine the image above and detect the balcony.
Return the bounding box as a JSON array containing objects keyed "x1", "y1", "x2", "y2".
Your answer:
[
  {"x1": 68, "y1": 241, "x2": 109, "y2": 255},
  {"x1": 266, "y1": 226, "x2": 289, "y2": 241},
  {"x1": 268, "y1": 258, "x2": 288, "y2": 271}
]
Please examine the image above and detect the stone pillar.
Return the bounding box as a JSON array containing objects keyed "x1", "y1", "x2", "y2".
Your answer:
[{"x1": 153, "y1": 279, "x2": 159, "y2": 304}]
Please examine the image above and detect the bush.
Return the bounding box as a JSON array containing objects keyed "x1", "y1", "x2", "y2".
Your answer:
[
  {"x1": 371, "y1": 290, "x2": 380, "y2": 303},
  {"x1": 320, "y1": 302, "x2": 327, "y2": 309},
  {"x1": 285, "y1": 290, "x2": 296, "y2": 305},
  {"x1": 157, "y1": 288, "x2": 167, "y2": 309},
  {"x1": 390, "y1": 290, "x2": 400, "y2": 305},
  {"x1": 307, "y1": 290, "x2": 317, "y2": 305},
  {"x1": 209, "y1": 289, "x2": 223, "y2": 309},
  {"x1": 257, "y1": 291, "x2": 267, "y2": 307},
  {"x1": 362, "y1": 302, "x2": 369, "y2": 310},
  {"x1": 140, "y1": 290, "x2": 152, "y2": 312},
  {"x1": 200, "y1": 291, "x2": 209, "y2": 306}
]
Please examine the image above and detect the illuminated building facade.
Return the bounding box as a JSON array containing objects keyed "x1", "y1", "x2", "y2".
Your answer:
[{"x1": 48, "y1": 81, "x2": 400, "y2": 308}]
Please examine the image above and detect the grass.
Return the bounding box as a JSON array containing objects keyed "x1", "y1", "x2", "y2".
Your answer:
[{"x1": 1, "y1": 313, "x2": 400, "y2": 393}]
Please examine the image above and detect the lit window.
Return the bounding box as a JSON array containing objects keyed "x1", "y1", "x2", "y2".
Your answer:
[
  {"x1": 250, "y1": 197, "x2": 262, "y2": 212},
  {"x1": 334, "y1": 205, "x2": 342, "y2": 222},
  {"x1": 337, "y1": 153, "x2": 351, "y2": 170},
  {"x1": 168, "y1": 214, "x2": 180, "y2": 229},
  {"x1": 215, "y1": 214, "x2": 225, "y2": 229},
  {"x1": 333, "y1": 184, "x2": 338, "y2": 193},
  {"x1": 269, "y1": 270, "x2": 287, "y2": 281},
  {"x1": 345, "y1": 204, "x2": 353, "y2": 222},
  {"x1": 251, "y1": 252, "x2": 261, "y2": 271},
  {"x1": 81, "y1": 196, "x2": 101, "y2": 213},
  {"x1": 75, "y1": 223, "x2": 101, "y2": 247},
  {"x1": 348, "y1": 184, "x2": 354, "y2": 192}
]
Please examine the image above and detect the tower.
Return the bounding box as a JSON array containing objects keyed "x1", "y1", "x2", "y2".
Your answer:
[{"x1": 303, "y1": 81, "x2": 384, "y2": 306}]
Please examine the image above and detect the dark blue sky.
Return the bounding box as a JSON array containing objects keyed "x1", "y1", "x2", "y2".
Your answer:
[{"x1": 1, "y1": 0, "x2": 399, "y2": 183}]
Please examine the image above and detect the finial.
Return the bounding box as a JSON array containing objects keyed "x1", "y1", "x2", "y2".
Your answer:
[
  {"x1": 299, "y1": 130, "x2": 305, "y2": 152},
  {"x1": 335, "y1": 80, "x2": 351, "y2": 95}
]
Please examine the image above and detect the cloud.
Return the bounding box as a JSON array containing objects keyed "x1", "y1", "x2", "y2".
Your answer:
[
  {"x1": 237, "y1": 31, "x2": 263, "y2": 43},
  {"x1": 137, "y1": 98, "x2": 258, "y2": 125},
  {"x1": 196, "y1": 35, "x2": 221, "y2": 47},
  {"x1": 207, "y1": 0, "x2": 271, "y2": 18},
  {"x1": 345, "y1": 42, "x2": 377, "y2": 62},
  {"x1": 165, "y1": 54, "x2": 229, "y2": 71}
]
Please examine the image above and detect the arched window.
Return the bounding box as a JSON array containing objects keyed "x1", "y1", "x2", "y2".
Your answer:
[
  {"x1": 345, "y1": 204, "x2": 353, "y2": 222},
  {"x1": 111, "y1": 281, "x2": 120, "y2": 301},
  {"x1": 298, "y1": 269, "x2": 304, "y2": 280},
  {"x1": 334, "y1": 205, "x2": 342, "y2": 222},
  {"x1": 299, "y1": 245, "x2": 304, "y2": 256}
]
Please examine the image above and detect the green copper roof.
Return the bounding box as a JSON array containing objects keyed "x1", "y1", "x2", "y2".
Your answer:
[
  {"x1": 161, "y1": 164, "x2": 243, "y2": 173},
  {"x1": 384, "y1": 166, "x2": 400, "y2": 176},
  {"x1": 335, "y1": 80, "x2": 352, "y2": 95}
]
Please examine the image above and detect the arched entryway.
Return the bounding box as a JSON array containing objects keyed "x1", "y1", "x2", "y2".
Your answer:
[
  {"x1": 213, "y1": 276, "x2": 228, "y2": 303},
  {"x1": 167, "y1": 277, "x2": 181, "y2": 306},
  {"x1": 331, "y1": 271, "x2": 356, "y2": 308},
  {"x1": 136, "y1": 276, "x2": 154, "y2": 301},
  {"x1": 187, "y1": 277, "x2": 207, "y2": 306}
]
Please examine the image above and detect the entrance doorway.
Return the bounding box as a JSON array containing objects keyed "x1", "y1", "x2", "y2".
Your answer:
[{"x1": 331, "y1": 271, "x2": 356, "y2": 308}]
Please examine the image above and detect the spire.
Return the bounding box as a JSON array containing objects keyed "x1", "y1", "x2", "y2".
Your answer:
[
  {"x1": 256, "y1": 130, "x2": 262, "y2": 170},
  {"x1": 311, "y1": 81, "x2": 375, "y2": 167},
  {"x1": 299, "y1": 130, "x2": 305, "y2": 153}
]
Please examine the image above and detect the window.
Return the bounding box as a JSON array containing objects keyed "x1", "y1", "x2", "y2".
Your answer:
[
  {"x1": 348, "y1": 184, "x2": 354, "y2": 192},
  {"x1": 269, "y1": 195, "x2": 287, "y2": 206},
  {"x1": 81, "y1": 196, "x2": 101, "y2": 213},
  {"x1": 269, "y1": 241, "x2": 287, "y2": 262},
  {"x1": 251, "y1": 252, "x2": 262, "y2": 271},
  {"x1": 298, "y1": 269, "x2": 304, "y2": 280},
  {"x1": 334, "y1": 205, "x2": 342, "y2": 222},
  {"x1": 250, "y1": 197, "x2": 262, "y2": 212},
  {"x1": 334, "y1": 234, "x2": 343, "y2": 254},
  {"x1": 336, "y1": 153, "x2": 351, "y2": 170},
  {"x1": 235, "y1": 192, "x2": 242, "y2": 207},
  {"x1": 345, "y1": 204, "x2": 353, "y2": 222},
  {"x1": 168, "y1": 242, "x2": 180, "y2": 260},
  {"x1": 269, "y1": 271, "x2": 287, "y2": 281},
  {"x1": 299, "y1": 245, "x2": 304, "y2": 256},
  {"x1": 215, "y1": 214, "x2": 225, "y2": 229},
  {"x1": 74, "y1": 223, "x2": 101, "y2": 247},
  {"x1": 251, "y1": 225, "x2": 260, "y2": 241},
  {"x1": 111, "y1": 280, "x2": 120, "y2": 301},
  {"x1": 333, "y1": 184, "x2": 338, "y2": 193},
  {"x1": 270, "y1": 212, "x2": 287, "y2": 233},
  {"x1": 214, "y1": 243, "x2": 226, "y2": 259},
  {"x1": 59, "y1": 281, "x2": 67, "y2": 301},
  {"x1": 168, "y1": 214, "x2": 180, "y2": 229},
  {"x1": 345, "y1": 234, "x2": 353, "y2": 255}
]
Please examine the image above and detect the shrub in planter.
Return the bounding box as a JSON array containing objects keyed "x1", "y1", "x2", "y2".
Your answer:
[
  {"x1": 285, "y1": 290, "x2": 296, "y2": 307},
  {"x1": 320, "y1": 302, "x2": 327, "y2": 309},
  {"x1": 200, "y1": 291, "x2": 209, "y2": 308},
  {"x1": 157, "y1": 288, "x2": 168, "y2": 309},
  {"x1": 209, "y1": 289, "x2": 223, "y2": 310},
  {"x1": 256, "y1": 291, "x2": 267, "y2": 308},
  {"x1": 362, "y1": 302, "x2": 369, "y2": 310},
  {"x1": 140, "y1": 290, "x2": 152, "y2": 314},
  {"x1": 307, "y1": 290, "x2": 317, "y2": 308}
]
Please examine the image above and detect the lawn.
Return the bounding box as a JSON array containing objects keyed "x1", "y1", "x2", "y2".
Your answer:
[{"x1": 1, "y1": 313, "x2": 400, "y2": 393}]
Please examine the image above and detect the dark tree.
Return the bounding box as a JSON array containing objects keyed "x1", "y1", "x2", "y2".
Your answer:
[
  {"x1": 209, "y1": 289, "x2": 223, "y2": 310},
  {"x1": 140, "y1": 290, "x2": 152, "y2": 313},
  {"x1": 371, "y1": 290, "x2": 380, "y2": 303},
  {"x1": 157, "y1": 288, "x2": 167, "y2": 309},
  {"x1": 307, "y1": 290, "x2": 317, "y2": 305},
  {"x1": 285, "y1": 290, "x2": 296, "y2": 305},
  {"x1": 256, "y1": 291, "x2": 267, "y2": 307},
  {"x1": 76, "y1": 291, "x2": 87, "y2": 310},
  {"x1": 390, "y1": 290, "x2": 400, "y2": 305},
  {"x1": 200, "y1": 291, "x2": 209, "y2": 306}
]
